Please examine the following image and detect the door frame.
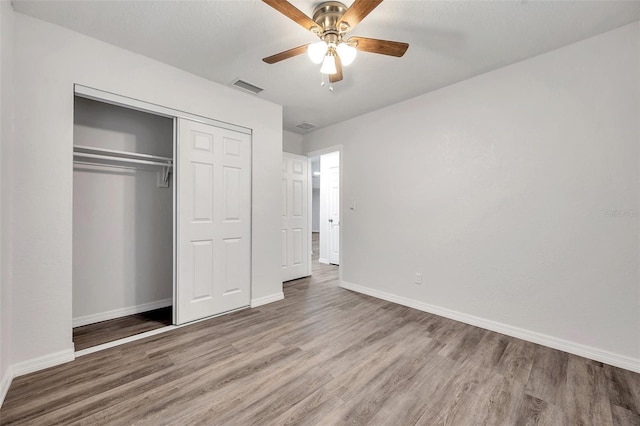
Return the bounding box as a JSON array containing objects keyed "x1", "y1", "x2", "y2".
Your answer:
[{"x1": 306, "y1": 145, "x2": 343, "y2": 282}]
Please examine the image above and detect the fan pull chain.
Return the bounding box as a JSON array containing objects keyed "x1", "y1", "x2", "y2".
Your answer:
[{"x1": 319, "y1": 73, "x2": 336, "y2": 92}]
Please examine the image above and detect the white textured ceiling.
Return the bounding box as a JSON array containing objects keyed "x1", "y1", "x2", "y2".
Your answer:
[{"x1": 13, "y1": 0, "x2": 640, "y2": 134}]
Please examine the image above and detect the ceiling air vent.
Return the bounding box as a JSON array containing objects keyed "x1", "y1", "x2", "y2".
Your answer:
[
  {"x1": 231, "y1": 79, "x2": 264, "y2": 95},
  {"x1": 295, "y1": 122, "x2": 319, "y2": 131}
]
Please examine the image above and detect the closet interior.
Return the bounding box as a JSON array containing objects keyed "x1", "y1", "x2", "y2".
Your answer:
[{"x1": 72, "y1": 96, "x2": 174, "y2": 351}]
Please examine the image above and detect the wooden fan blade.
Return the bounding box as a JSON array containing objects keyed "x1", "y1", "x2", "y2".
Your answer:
[
  {"x1": 330, "y1": 55, "x2": 343, "y2": 83},
  {"x1": 338, "y1": 0, "x2": 383, "y2": 31},
  {"x1": 262, "y1": 0, "x2": 319, "y2": 32},
  {"x1": 350, "y1": 36, "x2": 409, "y2": 57},
  {"x1": 263, "y1": 44, "x2": 310, "y2": 64}
]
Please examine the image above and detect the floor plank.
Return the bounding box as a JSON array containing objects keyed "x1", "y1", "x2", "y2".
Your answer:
[
  {"x1": 525, "y1": 344, "x2": 569, "y2": 407},
  {"x1": 2, "y1": 255, "x2": 639, "y2": 425}
]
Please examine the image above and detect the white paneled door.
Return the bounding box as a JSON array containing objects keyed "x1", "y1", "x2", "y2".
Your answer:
[
  {"x1": 282, "y1": 153, "x2": 310, "y2": 282},
  {"x1": 176, "y1": 118, "x2": 251, "y2": 324}
]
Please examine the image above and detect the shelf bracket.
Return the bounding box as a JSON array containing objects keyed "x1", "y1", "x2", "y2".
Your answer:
[{"x1": 158, "y1": 166, "x2": 172, "y2": 188}]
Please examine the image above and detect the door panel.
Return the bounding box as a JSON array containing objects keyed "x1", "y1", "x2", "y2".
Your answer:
[
  {"x1": 282, "y1": 153, "x2": 310, "y2": 281},
  {"x1": 223, "y1": 237, "x2": 241, "y2": 294},
  {"x1": 192, "y1": 240, "x2": 214, "y2": 300},
  {"x1": 281, "y1": 178, "x2": 287, "y2": 216},
  {"x1": 293, "y1": 180, "x2": 303, "y2": 216},
  {"x1": 177, "y1": 118, "x2": 251, "y2": 324},
  {"x1": 224, "y1": 166, "x2": 242, "y2": 220},
  {"x1": 293, "y1": 228, "x2": 303, "y2": 265},
  {"x1": 281, "y1": 230, "x2": 287, "y2": 267}
]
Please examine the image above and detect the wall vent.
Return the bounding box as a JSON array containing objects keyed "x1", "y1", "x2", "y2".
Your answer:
[
  {"x1": 295, "y1": 122, "x2": 319, "y2": 131},
  {"x1": 231, "y1": 79, "x2": 264, "y2": 94}
]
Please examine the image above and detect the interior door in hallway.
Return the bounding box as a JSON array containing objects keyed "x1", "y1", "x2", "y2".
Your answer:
[
  {"x1": 176, "y1": 118, "x2": 251, "y2": 324},
  {"x1": 282, "y1": 153, "x2": 310, "y2": 281}
]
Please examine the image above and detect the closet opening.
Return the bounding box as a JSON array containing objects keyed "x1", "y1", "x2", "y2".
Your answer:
[{"x1": 72, "y1": 96, "x2": 175, "y2": 351}]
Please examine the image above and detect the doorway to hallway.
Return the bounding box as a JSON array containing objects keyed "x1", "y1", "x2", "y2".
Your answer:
[{"x1": 310, "y1": 150, "x2": 340, "y2": 266}]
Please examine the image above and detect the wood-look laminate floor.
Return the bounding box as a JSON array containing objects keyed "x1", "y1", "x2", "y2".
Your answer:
[
  {"x1": 3, "y1": 260, "x2": 639, "y2": 425},
  {"x1": 73, "y1": 307, "x2": 173, "y2": 351}
]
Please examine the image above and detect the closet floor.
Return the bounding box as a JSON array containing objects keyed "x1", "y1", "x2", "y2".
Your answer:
[{"x1": 73, "y1": 307, "x2": 172, "y2": 351}]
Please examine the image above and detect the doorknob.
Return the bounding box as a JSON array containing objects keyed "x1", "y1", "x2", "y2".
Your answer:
[{"x1": 328, "y1": 219, "x2": 333, "y2": 223}]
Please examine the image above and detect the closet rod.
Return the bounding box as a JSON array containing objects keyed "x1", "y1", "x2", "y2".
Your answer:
[
  {"x1": 73, "y1": 145, "x2": 173, "y2": 162},
  {"x1": 73, "y1": 152, "x2": 173, "y2": 168},
  {"x1": 73, "y1": 160, "x2": 140, "y2": 171}
]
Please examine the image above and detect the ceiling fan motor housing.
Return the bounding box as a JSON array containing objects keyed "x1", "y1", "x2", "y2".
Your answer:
[{"x1": 313, "y1": 1, "x2": 348, "y2": 44}]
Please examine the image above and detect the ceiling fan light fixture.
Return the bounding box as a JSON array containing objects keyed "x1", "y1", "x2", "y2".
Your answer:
[
  {"x1": 336, "y1": 42, "x2": 357, "y2": 66},
  {"x1": 262, "y1": 0, "x2": 409, "y2": 84},
  {"x1": 307, "y1": 41, "x2": 328, "y2": 64},
  {"x1": 320, "y1": 54, "x2": 337, "y2": 74}
]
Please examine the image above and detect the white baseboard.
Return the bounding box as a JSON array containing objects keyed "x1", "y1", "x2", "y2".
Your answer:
[
  {"x1": 1, "y1": 348, "x2": 77, "y2": 407},
  {"x1": 0, "y1": 366, "x2": 14, "y2": 408},
  {"x1": 251, "y1": 292, "x2": 284, "y2": 308},
  {"x1": 340, "y1": 281, "x2": 640, "y2": 373},
  {"x1": 11, "y1": 348, "x2": 75, "y2": 378},
  {"x1": 72, "y1": 298, "x2": 173, "y2": 327},
  {"x1": 318, "y1": 258, "x2": 329, "y2": 264}
]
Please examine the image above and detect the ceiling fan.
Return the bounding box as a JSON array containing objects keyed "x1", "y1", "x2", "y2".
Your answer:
[{"x1": 262, "y1": 0, "x2": 409, "y2": 84}]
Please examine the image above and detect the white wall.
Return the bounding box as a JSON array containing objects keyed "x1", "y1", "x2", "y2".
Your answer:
[
  {"x1": 10, "y1": 12, "x2": 282, "y2": 369},
  {"x1": 283, "y1": 130, "x2": 304, "y2": 155},
  {"x1": 0, "y1": 0, "x2": 14, "y2": 402},
  {"x1": 305, "y1": 22, "x2": 640, "y2": 369},
  {"x1": 73, "y1": 98, "x2": 173, "y2": 323}
]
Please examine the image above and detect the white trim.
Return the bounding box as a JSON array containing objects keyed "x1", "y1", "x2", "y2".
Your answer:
[
  {"x1": 318, "y1": 258, "x2": 329, "y2": 265},
  {"x1": 74, "y1": 84, "x2": 252, "y2": 135},
  {"x1": 0, "y1": 366, "x2": 14, "y2": 408},
  {"x1": 307, "y1": 156, "x2": 313, "y2": 277},
  {"x1": 11, "y1": 349, "x2": 75, "y2": 377},
  {"x1": 172, "y1": 117, "x2": 178, "y2": 325},
  {"x1": 75, "y1": 325, "x2": 179, "y2": 357},
  {"x1": 250, "y1": 292, "x2": 284, "y2": 308},
  {"x1": 72, "y1": 298, "x2": 172, "y2": 328},
  {"x1": 340, "y1": 280, "x2": 640, "y2": 373}
]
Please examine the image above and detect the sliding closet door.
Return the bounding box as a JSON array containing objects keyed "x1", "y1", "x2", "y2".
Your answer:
[{"x1": 176, "y1": 118, "x2": 251, "y2": 324}]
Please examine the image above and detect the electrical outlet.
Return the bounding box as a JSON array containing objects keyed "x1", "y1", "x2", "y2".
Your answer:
[{"x1": 415, "y1": 273, "x2": 422, "y2": 285}]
